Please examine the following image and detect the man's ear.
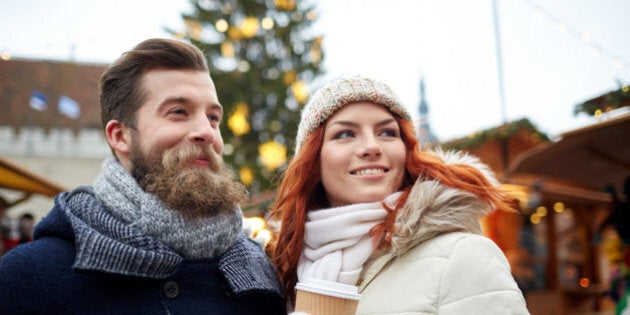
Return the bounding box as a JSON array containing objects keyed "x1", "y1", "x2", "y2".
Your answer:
[{"x1": 105, "y1": 120, "x2": 132, "y2": 155}]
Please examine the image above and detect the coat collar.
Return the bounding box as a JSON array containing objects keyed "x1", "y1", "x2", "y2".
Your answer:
[
  {"x1": 359, "y1": 150, "x2": 497, "y2": 289},
  {"x1": 390, "y1": 150, "x2": 496, "y2": 257}
]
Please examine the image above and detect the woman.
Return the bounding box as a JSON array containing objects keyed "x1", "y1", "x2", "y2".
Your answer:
[{"x1": 270, "y1": 75, "x2": 529, "y2": 314}]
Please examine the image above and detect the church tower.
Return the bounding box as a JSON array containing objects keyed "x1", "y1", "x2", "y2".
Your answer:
[{"x1": 417, "y1": 77, "x2": 438, "y2": 147}]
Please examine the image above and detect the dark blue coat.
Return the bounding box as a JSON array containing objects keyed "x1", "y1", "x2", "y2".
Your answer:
[{"x1": 0, "y1": 194, "x2": 285, "y2": 315}]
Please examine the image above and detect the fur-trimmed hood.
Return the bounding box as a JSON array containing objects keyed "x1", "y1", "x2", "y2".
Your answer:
[{"x1": 391, "y1": 150, "x2": 499, "y2": 257}]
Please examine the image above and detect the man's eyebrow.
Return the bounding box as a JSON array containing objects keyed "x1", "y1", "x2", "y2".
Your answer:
[
  {"x1": 160, "y1": 95, "x2": 190, "y2": 106},
  {"x1": 209, "y1": 102, "x2": 223, "y2": 111},
  {"x1": 159, "y1": 96, "x2": 223, "y2": 112}
]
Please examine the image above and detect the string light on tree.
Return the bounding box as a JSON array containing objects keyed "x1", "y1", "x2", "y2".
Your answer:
[
  {"x1": 215, "y1": 19, "x2": 229, "y2": 33},
  {"x1": 184, "y1": 19, "x2": 203, "y2": 41},
  {"x1": 239, "y1": 17, "x2": 259, "y2": 38},
  {"x1": 221, "y1": 41, "x2": 235, "y2": 57},
  {"x1": 258, "y1": 140, "x2": 287, "y2": 171},
  {"x1": 227, "y1": 102, "x2": 251, "y2": 136},
  {"x1": 261, "y1": 17, "x2": 274, "y2": 30},
  {"x1": 239, "y1": 166, "x2": 254, "y2": 185},
  {"x1": 290, "y1": 81, "x2": 309, "y2": 104},
  {"x1": 274, "y1": 0, "x2": 296, "y2": 11}
]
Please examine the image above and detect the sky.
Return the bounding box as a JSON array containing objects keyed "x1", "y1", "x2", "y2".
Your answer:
[{"x1": 1, "y1": 0, "x2": 629, "y2": 142}]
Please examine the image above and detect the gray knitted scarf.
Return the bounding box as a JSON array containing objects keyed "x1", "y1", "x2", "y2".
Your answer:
[
  {"x1": 92, "y1": 157, "x2": 243, "y2": 259},
  {"x1": 61, "y1": 188, "x2": 284, "y2": 294}
]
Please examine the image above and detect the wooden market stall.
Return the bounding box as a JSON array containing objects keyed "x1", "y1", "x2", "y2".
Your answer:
[
  {"x1": 0, "y1": 157, "x2": 66, "y2": 199},
  {"x1": 504, "y1": 111, "x2": 629, "y2": 314},
  {"x1": 440, "y1": 114, "x2": 628, "y2": 314},
  {"x1": 0, "y1": 156, "x2": 66, "y2": 255}
]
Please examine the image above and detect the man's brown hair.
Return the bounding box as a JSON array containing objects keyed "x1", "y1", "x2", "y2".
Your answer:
[{"x1": 99, "y1": 38, "x2": 209, "y2": 131}]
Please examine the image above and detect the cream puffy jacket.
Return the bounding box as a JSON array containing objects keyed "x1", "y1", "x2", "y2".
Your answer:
[{"x1": 356, "y1": 151, "x2": 529, "y2": 314}]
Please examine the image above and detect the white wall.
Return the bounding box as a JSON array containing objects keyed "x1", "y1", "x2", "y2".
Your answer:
[{"x1": 1, "y1": 127, "x2": 110, "y2": 222}]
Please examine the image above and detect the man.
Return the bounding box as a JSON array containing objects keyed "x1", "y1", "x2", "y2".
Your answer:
[
  {"x1": 18, "y1": 212, "x2": 34, "y2": 244},
  {"x1": 0, "y1": 38, "x2": 285, "y2": 314}
]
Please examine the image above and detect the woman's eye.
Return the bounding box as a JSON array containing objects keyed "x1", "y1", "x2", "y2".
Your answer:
[
  {"x1": 379, "y1": 129, "x2": 399, "y2": 137},
  {"x1": 334, "y1": 130, "x2": 355, "y2": 139}
]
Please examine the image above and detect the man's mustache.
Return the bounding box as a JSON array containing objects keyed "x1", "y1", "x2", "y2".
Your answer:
[{"x1": 162, "y1": 145, "x2": 222, "y2": 172}]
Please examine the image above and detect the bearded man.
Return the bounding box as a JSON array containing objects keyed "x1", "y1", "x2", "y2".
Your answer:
[{"x1": 0, "y1": 38, "x2": 286, "y2": 314}]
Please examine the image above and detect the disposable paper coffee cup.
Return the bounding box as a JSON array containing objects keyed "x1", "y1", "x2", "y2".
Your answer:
[{"x1": 294, "y1": 278, "x2": 360, "y2": 315}]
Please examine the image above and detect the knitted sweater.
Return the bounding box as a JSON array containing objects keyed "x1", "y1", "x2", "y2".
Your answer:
[{"x1": 0, "y1": 189, "x2": 285, "y2": 314}]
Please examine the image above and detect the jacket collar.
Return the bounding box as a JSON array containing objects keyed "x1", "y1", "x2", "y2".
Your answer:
[
  {"x1": 358, "y1": 150, "x2": 496, "y2": 289},
  {"x1": 389, "y1": 150, "x2": 495, "y2": 257}
]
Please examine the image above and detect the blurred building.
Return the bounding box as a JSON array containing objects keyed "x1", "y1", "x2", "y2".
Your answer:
[{"x1": 0, "y1": 58, "x2": 110, "y2": 223}]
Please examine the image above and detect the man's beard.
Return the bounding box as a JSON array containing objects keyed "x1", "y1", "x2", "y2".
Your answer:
[{"x1": 129, "y1": 144, "x2": 247, "y2": 218}]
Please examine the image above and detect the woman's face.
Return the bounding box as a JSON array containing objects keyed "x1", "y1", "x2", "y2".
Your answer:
[{"x1": 320, "y1": 102, "x2": 406, "y2": 207}]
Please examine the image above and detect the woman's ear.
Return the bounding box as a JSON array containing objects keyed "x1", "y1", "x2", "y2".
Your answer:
[{"x1": 105, "y1": 120, "x2": 131, "y2": 155}]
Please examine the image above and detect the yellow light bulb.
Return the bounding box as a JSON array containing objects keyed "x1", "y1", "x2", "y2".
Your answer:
[
  {"x1": 244, "y1": 216, "x2": 266, "y2": 234},
  {"x1": 291, "y1": 81, "x2": 309, "y2": 104},
  {"x1": 259, "y1": 141, "x2": 287, "y2": 170},
  {"x1": 530, "y1": 214, "x2": 541, "y2": 224},
  {"x1": 227, "y1": 103, "x2": 251, "y2": 136},
  {"x1": 283, "y1": 71, "x2": 296, "y2": 85},
  {"x1": 221, "y1": 41, "x2": 235, "y2": 58},
  {"x1": 261, "y1": 17, "x2": 274, "y2": 30},
  {"x1": 553, "y1": 202, "x2": 565, "y2": 213},
  {"x1": 239, "y1": 17, "x2": 259, "y2": 38},
  {"x1": 215, "y1": 19, "x2": 228, "y2": 33},
  {"x1": 275, "y1": 0, "x2": 296, "y2": 11},
  {"x1": 0, "y1": 50, "x2": 11, "y2": 61},
  {"x1": 239, "y1": 166, "x2": 254, "y2": 185}
]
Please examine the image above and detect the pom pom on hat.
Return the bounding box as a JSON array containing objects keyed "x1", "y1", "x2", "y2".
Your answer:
[{"x1": 295, "y1": 75, "x2": 411, "y2": 153}]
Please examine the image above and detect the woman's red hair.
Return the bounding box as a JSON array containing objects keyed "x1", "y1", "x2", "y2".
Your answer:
[{"x1": 269, "y1": 117, "x2": 514, "y2": 299}]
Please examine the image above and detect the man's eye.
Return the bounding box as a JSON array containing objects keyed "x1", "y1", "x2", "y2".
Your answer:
[
  {"x1": 208, "y1": 114, "x2": 221, "y2": 122},
  {"x1": 169, "y1": 108, "x2": 187, "y2": 115}
]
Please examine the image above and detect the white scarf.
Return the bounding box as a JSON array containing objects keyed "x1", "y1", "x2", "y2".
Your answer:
[{"x1": 298, "y1": 192, "x2": 401, "y2": 285}]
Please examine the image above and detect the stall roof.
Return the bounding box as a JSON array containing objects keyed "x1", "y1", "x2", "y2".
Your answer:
[
  {"x1": 0, "y1": 157, "x2": 66, "y2": 197},
  {"x1": 506, "y1": 111, "x2": 630, "y2": 195}
]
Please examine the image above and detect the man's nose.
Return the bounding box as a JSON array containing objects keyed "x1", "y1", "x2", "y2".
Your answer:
[{"x1": 189, "y1": 115, "x2": 216, "y2": 144}]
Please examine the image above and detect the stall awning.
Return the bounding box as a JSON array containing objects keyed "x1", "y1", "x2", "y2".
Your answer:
[
  {"x1": 506, "y1": 111, "x2": 630, "y2": 195},
  {"x1": 0, "y1": 157, "x2": 66, "y2": 197}
]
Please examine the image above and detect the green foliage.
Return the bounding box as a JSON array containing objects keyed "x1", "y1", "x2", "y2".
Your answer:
[
  {"x1": 170, "y1": 0, "x2": 324, "y2": 199},
  {"x1": 441, "y1": 118, "x2": 550, "y2": 151},
  {"x1": 574, "y1": 83, "x2": 630, "y2": 116}
]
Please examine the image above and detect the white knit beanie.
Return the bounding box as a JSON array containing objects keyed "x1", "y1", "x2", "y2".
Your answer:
[{"x1": 295, "y1": 75, "x2": 411, "y2": 153}]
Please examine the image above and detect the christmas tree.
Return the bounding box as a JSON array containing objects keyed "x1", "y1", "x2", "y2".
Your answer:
[{"x1": 170, "y1": 0, "x2": 324, "y2": 211}]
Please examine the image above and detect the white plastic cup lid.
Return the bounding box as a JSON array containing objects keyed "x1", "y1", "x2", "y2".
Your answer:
[{"x1": 295, "y1": 278, "x2": 361, "y2": 300}]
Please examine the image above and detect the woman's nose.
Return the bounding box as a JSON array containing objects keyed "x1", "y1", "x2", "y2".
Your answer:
[{"x1": 360, "y1": 136, "x2": 383, "y2": 158}]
